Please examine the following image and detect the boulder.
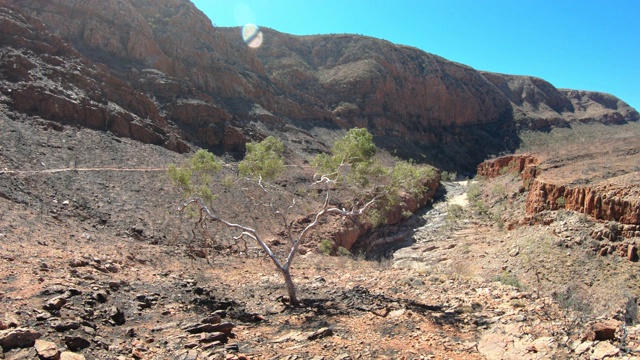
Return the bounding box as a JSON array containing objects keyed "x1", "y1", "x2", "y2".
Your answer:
[
  {"x1": 34, "y1": 339, "x2": 61, "y2": 360},
  {"x1": 59, "y1": 352, "x2": 85, "y2": 360},
  {"x1": 0, "y1": 328, "x2": 41, "y2": 350},
  {"x1": 588, "y1": 320, "x2": 620, "y2": 341}
]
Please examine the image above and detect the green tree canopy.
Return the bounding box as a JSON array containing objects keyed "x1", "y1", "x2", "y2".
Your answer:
[
  {"x1": 167, "y1": 149, "x2": 222, "y2": 203},
  {"x1": 238, "y1": 136, "x2": 285, "y2": 181}
]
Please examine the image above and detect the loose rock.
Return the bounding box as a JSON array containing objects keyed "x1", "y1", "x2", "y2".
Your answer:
[
  {"x1": 34, "y1": 339, "x2": 61, "y2": 360},
  {"x1": 0, "y1": 328, "x2": 42, "y2": 350}
]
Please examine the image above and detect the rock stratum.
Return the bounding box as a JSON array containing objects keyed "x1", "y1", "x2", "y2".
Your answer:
[
  {"x1": 478, "y1": 133, "x2": 640, "y2": 236},
  {"x1": 2, "y1": 0, "x2": 638, "y2": 171}
]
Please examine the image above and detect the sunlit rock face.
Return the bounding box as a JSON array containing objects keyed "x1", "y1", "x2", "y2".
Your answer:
[{"x1": 5, "y1": 0, "x2": 639, "y2": 170}]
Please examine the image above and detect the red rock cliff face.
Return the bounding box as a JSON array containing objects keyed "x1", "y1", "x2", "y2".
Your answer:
[
  {"x1": 3, "y1": 0, "x2": 639, "y2": 170},
  {"x1": 526, "y1": 176, "x2": 640, "y2": 225},
  {"x1": 0, "y1": 1, "x2": 188, "y2": 152},
  {"x1": 477, "y1": 155, "x2": 539, "y2": 179},
  {"x1": 482, "y1": 72, "x2": 639, "y2": 130},
  {"x1": 478, "y1": 145, "x2": 640, "y2": 234}
]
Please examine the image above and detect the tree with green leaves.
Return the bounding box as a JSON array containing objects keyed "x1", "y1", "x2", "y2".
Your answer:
[{"x1": 168, "y1": 129, "x2": 436, "y2": 305}]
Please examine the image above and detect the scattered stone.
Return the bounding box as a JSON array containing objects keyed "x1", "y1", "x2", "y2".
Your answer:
[
  {"x1": 108, "y1": 306, "x2": 126, "y2": 326},
  {"x1": 629, "y1": 244, "x2": 638, "y2": 262},
  {"x1": 68, "y1": 259, "x2": 89, "y2": 268},
  {"x1": 34, "y1": 339, "x2": 61, "y2": 360},
  {"x1": 307, "y1": 327, "x2": 333, "y2": 341},
  {"x1": 104, "y1": 262, "x2": 119, "y2": 273},
  {"x1": 182, "y1": 322, "x2": 235, "y2": 334},
  {"x1": 108, "y1": 281, "x2": 121, "y2": 291},
  {"x1": 43, "y1": 296, "x2": 67, "y2": 312},
  {"x1": 135, "y1": 293, "x2": 159, "y2": 309},
  {"x1": 590, "y1": 341, "x2": 619, "y2": 360},
  {"x1": 151, "y1": 322, "x2": 179, "y2": 332},
  {"x1": 4, "y1": 347, "x2": 37, "y2": 359},
  {"x1": 199, "y1": 332, "x2": 227, "y2": 344},
  {"x1": 201, "y1": 315, "x2": 222, "y2": 324},
  {"x1": 35, "y1": 310, "x2": 52, "y2": 321},
  {"x1": 59, "y1": 352, "x2": 85, "y2": 360},
  {"x1": 573, "y1": 341, "x2": 592, "y2": 355},
  {"x1": 0, "y1": 328, "x2": 41, "y2": 350},
  {"x1": 175, "y1": 349, "x2": 200, "y2": 360},
  {"x1": 92, "y1": 291, "x2": 108, "y2": 303},
  {"x1": 40, "y1": 286, "x2": 67, "y2": 296},
  {"x1": 52, "y1": 320, "x2": 81, "y2": 332},
  {"x1": 64, "y1": 335, "x2": 91, "y2": 352},
  {"x1": 132, "y1": 348, "x2": 144, "y2": 359},
  {"x1": 588, "y1": 320, "x2": 619, "y2": 341}
]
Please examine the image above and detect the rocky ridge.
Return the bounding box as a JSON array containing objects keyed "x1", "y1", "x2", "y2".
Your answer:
[{"x1": 2, "y1": 0, "x2": 639, "y2": 170}]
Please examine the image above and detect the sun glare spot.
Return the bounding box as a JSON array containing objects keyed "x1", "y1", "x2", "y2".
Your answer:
[{"x1": 242, "y1": 23, "x2": 263, "y2": 48}]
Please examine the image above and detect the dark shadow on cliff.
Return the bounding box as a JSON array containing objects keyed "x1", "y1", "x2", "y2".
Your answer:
[{"x1": 375, "y1": 108, "x2": 520, "y2": 174}]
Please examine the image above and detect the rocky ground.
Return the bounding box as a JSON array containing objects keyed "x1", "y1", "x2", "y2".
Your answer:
[{"x1": 2, "y1": 117, "x2": 640, "y2": 359}]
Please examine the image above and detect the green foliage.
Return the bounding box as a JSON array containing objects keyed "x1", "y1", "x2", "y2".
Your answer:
[
  {"x1": 221, "y1": 175, "x2": 235, "y2": 188},
  {"x1": 311, "y1": 128, "x2": 378, "y2": 186},
  {"x1": 447, "y1": 204, "x2": 465, "y2": 222},
  {"x1": 167, "y1": 149, "x2": 222, "y2": 203},
  {"x1": 490, "y1": 184, "x2": 506, "y2": 197},
  {"x1": 311, "y1": 128, "x2": 437, "y2": 228},
  {"x1": 337, "y1": 246, "x2": 351, "y2": 257},
  {"x1": 318, "y1": 239, "x2": 334, "y2": 255},
  {"x1": 466, "y1": 181, "x2": 482, "y2": 203},
  {"x1": 492, "y1": 271, "x2": 523, "y2": 290},
  {"x1": 238, "y1": 136, "x2": 285, "y2": 180},
  {"x1": 556, "y1": 196, "x2": 566, "y2": 208},
  {"x1": 390, "y1": 160, "x2": 435, "y2": 198},
  {"x1": 441, "y1": 171, "x2": 457, "y2": 182}
]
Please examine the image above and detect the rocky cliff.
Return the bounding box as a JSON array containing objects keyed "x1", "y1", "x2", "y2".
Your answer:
[
  {"x1": 478, "y1": 134, "x2": 640, "y2": 236},
  {"x1": 2, "y1": 0, "x2": 639, "y2": 170}
]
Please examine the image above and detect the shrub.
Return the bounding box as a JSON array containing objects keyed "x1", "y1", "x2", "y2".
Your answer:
[
  {"x1": 167, "y1": 149, "x2": 222, "y2": 203},
  {"x1": 447, "y1": 204, "x2": 465, "y2": 222},
  {"x1": 441, "y1": 171, "x2": 457, "y2": 181},
  {"x1": 238, "y1": 136, "x2": 285, "y2": 180},
  {"x1": 337, "y1": 246, "x2": 351, "y2": 257},
  {"x1": 492, "y1": 271, "x2": 523, "y2": 289},
  {"x1": 318, "y1": 239, "x2": 334, "y2": 255}
]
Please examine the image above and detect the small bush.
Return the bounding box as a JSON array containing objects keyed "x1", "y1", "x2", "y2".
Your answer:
[
  {"x1": 556, "y1": 196, "x2": 566, "y2": 208},
  {"x1": 238, "y1": 136, "x2": 285, "y2": 180},
  {"x1": 441, "y1": 171, "x2": 457, "y2": 181},
  {"x1": 318, "y1": 239, "x2": 333, "y2": 255},
  {"x1": 447, "y1": 204, "x2": 465, "y2": 222},
  {"x1": 492, "y1": 271, "x2": 523, "y2": 290},
  {"x1": 337, "y1": 246, "x2": 351, "y2": 257}
]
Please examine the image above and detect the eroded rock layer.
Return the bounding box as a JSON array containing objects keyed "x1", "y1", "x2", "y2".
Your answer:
[
  {"x1": 1, "y1": 0, "x2": 637, "y2": 170},
  {"x1": 478, "y1": 135, "x2": 640, "y2": 234}
]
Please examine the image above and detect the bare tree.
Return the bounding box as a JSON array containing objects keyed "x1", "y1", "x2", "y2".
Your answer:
[
  {"x1": 170, "y1": 129, "x2": 437, "y2": 305},
  {"x1": 181, "y1": 171, "x2": 376, "y2": 305}
]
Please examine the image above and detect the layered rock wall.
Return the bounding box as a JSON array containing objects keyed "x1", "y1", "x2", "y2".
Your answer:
[
  {"x1": 2, "y1": 0, "x2": 639, "y2": 169},
  {"x1": 478, "y1": 156, "x2": 640, "y2": 236}
]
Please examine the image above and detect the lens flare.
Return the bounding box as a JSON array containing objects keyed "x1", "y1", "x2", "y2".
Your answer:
[{"x1": 242, "y1": 23, "x2": 263, "y2": 48}]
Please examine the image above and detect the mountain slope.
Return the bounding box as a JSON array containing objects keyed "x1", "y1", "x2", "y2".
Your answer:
[{"x1": 2, "y1": 0, "x2": 639, "y2": 171}]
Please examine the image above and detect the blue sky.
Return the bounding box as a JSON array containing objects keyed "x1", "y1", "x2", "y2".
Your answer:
[{"x1": 191, "y1": 0, "x2": 640, "y2": 111}]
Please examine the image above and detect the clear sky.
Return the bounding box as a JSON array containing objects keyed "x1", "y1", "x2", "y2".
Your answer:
[{"x1": 191, "y1": 0, "x2": 640, "y2": 111}]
